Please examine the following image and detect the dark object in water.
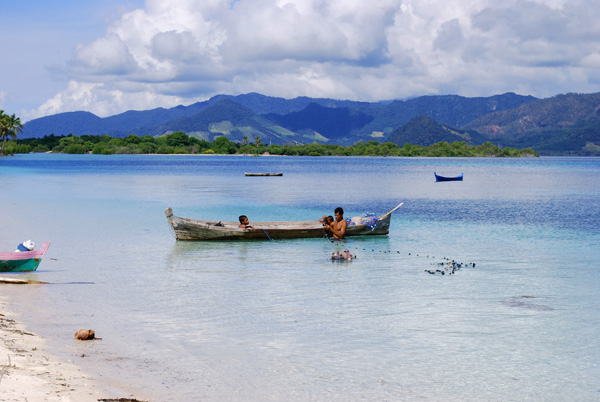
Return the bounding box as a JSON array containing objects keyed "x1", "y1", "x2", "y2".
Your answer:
[
  {"x1": 331, "y1": 250, "x2": 354, "y2": 261},
  {"x1": 424, "y1": 260, "x2": 476, "y2": 275},
  {"x1": 435, "y1": 172, "x2": 463, "y2": 182}
]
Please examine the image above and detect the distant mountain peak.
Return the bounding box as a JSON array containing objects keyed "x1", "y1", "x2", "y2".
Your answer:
[{"x1": 387, "y1": 115, "x2": 483, "y2": 147}]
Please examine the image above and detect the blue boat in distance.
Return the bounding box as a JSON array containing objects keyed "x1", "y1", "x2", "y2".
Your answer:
[{"x1": 435, "y1": 172, "x2": 463, "y2": 182}]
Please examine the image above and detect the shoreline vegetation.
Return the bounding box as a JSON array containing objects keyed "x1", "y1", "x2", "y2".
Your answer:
[
  {"x1": 4, "y1": 132, "x2": 539, "y2": 157},
  {"x1": 0, "y1": 294, "x2": 146, "y2": 402}
]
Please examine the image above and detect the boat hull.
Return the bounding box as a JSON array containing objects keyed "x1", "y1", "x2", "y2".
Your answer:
[
  {"x1": 165, "y1": 205, "x2": 402, "y2": 241},
  {"x1": 435, "y1": 173, "x2": 463, "y2": 182},
  {"x1": 0, "y1": 242, "x2": 51, "y2": 272},
  {"x1": 0, "y1": 258, "x2": 43, "y2": 272}
]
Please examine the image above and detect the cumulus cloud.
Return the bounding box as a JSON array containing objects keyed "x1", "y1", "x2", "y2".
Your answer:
[
  {"x1": 28, "y1": 0, "x2": 600, "y2": 118},
  {"x1": 73, "y1": 33, "x2": 138, "y2": 75},
  {"x1": 434, "y1": 19, "x2": 465, "y2": 52},
  {"x1": 35, "y1": 80, "x2": 187, "y2": 118}
]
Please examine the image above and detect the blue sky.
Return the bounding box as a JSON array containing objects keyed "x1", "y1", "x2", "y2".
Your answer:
[{"x1": 2, "y1": 0, "x2": 600, "y2": 122}]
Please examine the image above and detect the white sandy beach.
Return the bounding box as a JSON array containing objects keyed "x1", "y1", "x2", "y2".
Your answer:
[{"x1": 0, "y1": 291, "x2": 145, "y2": 402}]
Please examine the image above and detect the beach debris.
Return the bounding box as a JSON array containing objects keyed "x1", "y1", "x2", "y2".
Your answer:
[
  {"x1": 75, "y1": 329, "x2": 101, "y2": 340},
  {"x1": 0, "y1": 277, "x2": 48, "y2": 284},
  {"x1": 424, "y1": 259, "x2": 476, "y2": 275},
  {"x1": 501, "y1": 296, "x2": 554, "y2": 311},
  {"x1": 331, "y1": 250, "x2": 354, "y2": 261},
  {"x1": 98, "y1": 399, "x2": 148, "y2": 402},
  {"x1": 1, "y1": 277, "x2": 95, "y2": 285}
]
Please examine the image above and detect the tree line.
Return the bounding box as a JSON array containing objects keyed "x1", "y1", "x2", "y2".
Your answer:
[
  {"x1": 0, "y1": 110, "x2": 24, "y2": 155},
  {"x1": 4, "y1": 131, "x2": 538, "y2": 157}
]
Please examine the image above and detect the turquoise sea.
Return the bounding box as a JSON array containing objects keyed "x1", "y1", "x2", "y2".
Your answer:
[{"x1": 1, "y1": 154, "x2": 599, "y2": 401}]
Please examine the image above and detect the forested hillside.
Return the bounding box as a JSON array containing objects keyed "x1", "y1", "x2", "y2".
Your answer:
[{"x1": 20, "y1": 91, "x2": 600, "y2": 155}]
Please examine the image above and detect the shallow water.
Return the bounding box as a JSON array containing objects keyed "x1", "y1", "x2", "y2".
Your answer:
[{"x1": 1, "y1": 154, "x2": 599, "y2": 401}]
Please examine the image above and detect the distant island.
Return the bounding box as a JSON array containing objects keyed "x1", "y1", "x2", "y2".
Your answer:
[{"x1": 8, "y1": 132, "x2": 538, "y2": 157}]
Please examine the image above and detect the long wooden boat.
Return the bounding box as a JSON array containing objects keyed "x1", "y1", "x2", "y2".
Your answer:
[
  {"x1": 0, "y1": 242, "x2": 51, "y2": 272},
  {"x1": 165, "y1": 203, "x2": 403, "y2": 241},
  {"x1": 435, "y1": 172, "x2": 463, "y2": 182},
  {"x1": 244, "y1": 172, "x2": 283, "y2": 176}
]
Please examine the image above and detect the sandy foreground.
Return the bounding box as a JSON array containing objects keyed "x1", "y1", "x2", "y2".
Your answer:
[{"x1": 0, "y1": 293, "x2": 145, "y2": 402}]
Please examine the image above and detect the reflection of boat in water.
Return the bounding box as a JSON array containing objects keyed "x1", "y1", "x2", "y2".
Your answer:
[
  {"x1": 244, "y1": 172, "x2": 283, "y2": 176},
  {"x1": 501, "y1": 296, "x2": 554, "y2": 311},
  {"x1": 164, "y1": 203, "x2": 404, "y2": 241},
  {"x1": 435, "y1": 172, "x2": 463, "y2": 182},
  {"x1": 164, "y1": 238, "x2": 266, "y2": 272},
  {"x1": 0, "y1": 242, "x2": 51, "y2": 272}
]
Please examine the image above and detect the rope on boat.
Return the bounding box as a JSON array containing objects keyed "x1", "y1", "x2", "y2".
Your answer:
[{"x1": 262, "y1": 229, "x2": 273, "y2": 241}]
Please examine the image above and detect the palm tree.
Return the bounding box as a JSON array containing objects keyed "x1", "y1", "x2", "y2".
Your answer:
[
  {"x1": 0, "y1": 111, "x2": 23, "y2": 155},
  {"x1": 0, "y1": 110, "x2": 7, "y2": 155}
]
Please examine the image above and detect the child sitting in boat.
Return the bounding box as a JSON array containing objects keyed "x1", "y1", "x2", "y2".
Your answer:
[{"x1": 238, "y1": 215, "x2": 253, "y2": 229}]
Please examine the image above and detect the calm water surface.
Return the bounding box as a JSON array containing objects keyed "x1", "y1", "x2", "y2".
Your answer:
[{"x1": 1, "y1": 154, "x2": 599, "y2": 401}]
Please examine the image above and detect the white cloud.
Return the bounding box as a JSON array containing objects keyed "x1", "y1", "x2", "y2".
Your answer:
[
  {"x1": 581, "y1": 53, "x2": 600, "y2": 68},
  {"x1": 73, "y1": 33, "x2": 138, "y2": 75},
  {"x1": 23, "y1": 0, "x2": 600, "y2": 119},
  {"x1": 33, "y1": 80, "x2": 187, "y2": 118}
]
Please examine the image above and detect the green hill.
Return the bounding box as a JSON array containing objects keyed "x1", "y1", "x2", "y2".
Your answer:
[
  {"x1": 387, "y1": 115, "x2": 489, "y2": 146},
  {"x1": 142, "y1": 98, "x2": 299, "y2": 144},
  {"x1": 464, "y1": 92, "x2": 600, "y2": 154},
  {"x1": 264, "y1": 103, "x2": 374, "y2": 143}
]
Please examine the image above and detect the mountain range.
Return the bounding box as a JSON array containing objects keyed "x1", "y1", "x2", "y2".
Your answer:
[{"x1": 22, "y1": 91, "x2": 600, "y2": 155}]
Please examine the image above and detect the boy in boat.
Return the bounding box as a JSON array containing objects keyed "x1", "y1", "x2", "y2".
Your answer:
[
  {"x1": 322, "y1": 207, "x2": 347, "y2": 239},
  {"x1": 238, "y1": 215, "x2": 253, "y2": 229}
]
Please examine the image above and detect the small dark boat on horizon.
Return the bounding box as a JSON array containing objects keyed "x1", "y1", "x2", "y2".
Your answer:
[
  {"x1": 244, "y1": 172, "x2": 283, "y2": 176},
  {"x1": 435, "y1": 172, "x2": 463, "y2": 182}
]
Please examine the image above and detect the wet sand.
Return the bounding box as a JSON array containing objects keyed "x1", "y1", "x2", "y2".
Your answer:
[{"x1": 0, "y1": 292, "x2": 145, "y2": 402}]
